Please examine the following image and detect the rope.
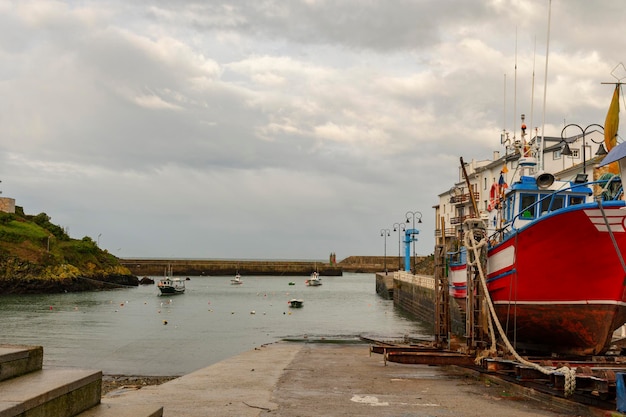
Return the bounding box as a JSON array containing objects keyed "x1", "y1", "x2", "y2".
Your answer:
[{"x1": 463, "y1": 218, "x2": 576, "y2": 396}]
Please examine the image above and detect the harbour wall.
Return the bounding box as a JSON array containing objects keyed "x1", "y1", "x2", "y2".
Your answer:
[
  {"x1": 120, "y1": 258, "x2": 342, "y2": 276},
  {"x1": 377, "y1": 271, "x2": 465, "y2": 334},
  {"x1": 120, "y1": 255, "x2": 433, "y2": 277}
]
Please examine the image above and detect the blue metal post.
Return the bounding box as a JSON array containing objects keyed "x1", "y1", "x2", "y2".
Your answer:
[{"x1": 404, "y1": 229, "x2": 419, "y2": 272}]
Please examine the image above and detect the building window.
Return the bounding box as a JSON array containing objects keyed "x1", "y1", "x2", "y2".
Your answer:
[{"x1": 553, "y1": 150, "x2": 561, "y2": 160}]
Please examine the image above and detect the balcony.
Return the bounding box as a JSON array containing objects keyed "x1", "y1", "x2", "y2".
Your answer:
[
  {"x1": 450, "y1": 192, "x2": 480, "y2": 205},
  {"x1": 434, "y1": 228, "x2": 457, "y2": 238},
  {"x1": 450, "y1": 215, "x2": 470, "y2": 225}
]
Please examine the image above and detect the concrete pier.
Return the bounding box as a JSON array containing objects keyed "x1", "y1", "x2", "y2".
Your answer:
[{"x1": 100, "y1": 341, "x2": 598, "y2": 416}]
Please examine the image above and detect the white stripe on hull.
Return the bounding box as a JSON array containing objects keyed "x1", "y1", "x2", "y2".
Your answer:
[
  {"x1": 585, "y1": 209, "x2": 626, "y2": 232},
  {"x1": 487, "y1": 245, "x2": 514, "y2": 273}
]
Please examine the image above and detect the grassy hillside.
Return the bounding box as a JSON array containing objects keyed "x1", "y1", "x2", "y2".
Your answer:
[{"x1": 0, "y1": 207, "x2": 137, "y2": 293}]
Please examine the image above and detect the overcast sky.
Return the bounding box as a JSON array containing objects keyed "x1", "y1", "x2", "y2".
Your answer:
[{"x1": 1, "y1": 0, "x2": 625, "y2": 261}]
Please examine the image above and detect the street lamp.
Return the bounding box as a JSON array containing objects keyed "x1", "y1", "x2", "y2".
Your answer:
[
  {"x1": 97, "y1": 233, "x2": 102, "y2": 247},
  {"x1": 380, "y1": 229, "x2": 390, "y2": 275},
  {"x1": 560, "y1": 123, "x2": 607, "y2": 179},
  {"x1": 392, "y1": 222, "x2": 406, "y2": 271},
  {"x1": 405, "y1": 211, "x2": 423, "y2": 273}
]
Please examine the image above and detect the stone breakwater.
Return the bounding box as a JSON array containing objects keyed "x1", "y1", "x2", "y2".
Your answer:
[
  {"x1": 120, "y1": 255, "x2": 434, "y2": 277},
  {"x1": 121, "y1": 258, "x2": 343, "y2": 276}
]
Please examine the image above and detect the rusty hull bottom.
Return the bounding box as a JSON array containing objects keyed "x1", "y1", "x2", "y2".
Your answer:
[{"x1": 493, "y1": 303, "x2": 626, "y2": 356}]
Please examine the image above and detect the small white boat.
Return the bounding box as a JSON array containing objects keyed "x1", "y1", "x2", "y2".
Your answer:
[
  {"x1": 231, "y1": 274, "x2": 243, "y2": 285},
  {"x1": 305, "y1": 272, "x2": 322, "y2": 286}
]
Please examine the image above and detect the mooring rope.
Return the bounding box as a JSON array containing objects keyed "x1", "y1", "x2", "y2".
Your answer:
[{"x1": 463, "y1": 219, "x2": 576, "y2": 396}]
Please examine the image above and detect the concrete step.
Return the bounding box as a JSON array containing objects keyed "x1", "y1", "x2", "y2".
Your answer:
[
  {"x1": 0, "y1": 368, "x2": 101, "y2": 417},
  {"x1": 76, "y1": 401, "x2": 163, "y2": 417},
  {"x1": 0, "y1": 345, "x2": 43, "y2": 382}
]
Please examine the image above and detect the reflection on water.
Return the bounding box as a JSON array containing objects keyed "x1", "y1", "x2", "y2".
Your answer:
[{"x1": 0, "y1": 273, "x2": 428, "y2": 376}]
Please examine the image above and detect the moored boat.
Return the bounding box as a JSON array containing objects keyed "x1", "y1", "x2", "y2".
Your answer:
[
  {"x1": 305, "y1": 272, "x2": 322, "y2": 286},
  {"x1": 231, "y1": 274, "x2": 243, "y2": 285},
  {"x1": 157, "y1": 277, "x2": 186, "y2": 295},
  {"x1": 288, "y1": 299, "x2": 304, "y2": 308},
  {"x1": 157, "y1": 265, "x2": 185, "y2": 295}
]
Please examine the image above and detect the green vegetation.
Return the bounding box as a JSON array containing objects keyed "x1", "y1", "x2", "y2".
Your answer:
[{"x1": 0, "y1": 208, "x2": 136, "y2": 293}]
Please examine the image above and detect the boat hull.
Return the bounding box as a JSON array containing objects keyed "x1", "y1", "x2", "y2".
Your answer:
[
  {"x1": 158, "y1": 287, "x2": 185, "y2": 295},
  {"x1": 448, "y1": 264, "x2": 467, "y2": 309},
  {"x1": 288, "y1": 299, "x2": 304, "y2": 308},
  {"x1": 490, "y1": 204, "x2": 626, "y2": 355}
]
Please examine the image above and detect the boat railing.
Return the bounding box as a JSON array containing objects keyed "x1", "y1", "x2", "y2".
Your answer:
[{"x1": 489, "y1": 176, "x2": 622, "y2": 244}]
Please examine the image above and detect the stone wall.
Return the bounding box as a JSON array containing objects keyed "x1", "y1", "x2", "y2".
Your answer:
[{"x1": 392, "y1": 271, "x2": 465, "y2": 335}]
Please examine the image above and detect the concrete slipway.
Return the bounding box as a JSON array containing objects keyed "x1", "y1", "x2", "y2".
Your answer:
[{"x1": 100, "y1": 341, "x2": 601, "y2": 417}]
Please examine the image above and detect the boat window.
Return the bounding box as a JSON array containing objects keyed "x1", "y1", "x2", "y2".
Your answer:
[
  {"x1": 504, "y1": 195, "x2": 514, "y2": 221},
  {"x1": 552, "y1": 195, "x2": 565, "y2": 210},
  {"x1": 540, "y1": 194, "x2": 565, "y2": 214},
  {"x1": 520, "y1": 194, "x2": 537, "y2": 219},
  {"x1": 569, "y1": 196, "x2": 585, "y2": 206}
]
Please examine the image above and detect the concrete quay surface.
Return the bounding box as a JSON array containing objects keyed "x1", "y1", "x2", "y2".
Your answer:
[{"x1": 102, "y1": 341, "x2": 599, "y2": 417}]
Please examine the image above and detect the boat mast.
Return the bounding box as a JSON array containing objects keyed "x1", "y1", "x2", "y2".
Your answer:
[
  {"x1": 529, "y1": 35, "x2": 537, "y2": 157},
  {"x1": 538, "y1": 0, "x2": 552, "y2": 171},
  {"x1": 513, "y1": 27, "x2": 518, "y2": 149}
]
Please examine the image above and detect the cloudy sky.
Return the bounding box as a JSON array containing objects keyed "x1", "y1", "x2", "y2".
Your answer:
[{"x1": 1, "y1": 0, "x2": 624, "y2": 261}]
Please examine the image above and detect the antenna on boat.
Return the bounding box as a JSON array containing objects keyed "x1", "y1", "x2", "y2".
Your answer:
[
  {"x1": 538, "y1": 0, "x2": 552, "y2": 172},
  {"x1": 513, "y1": 26, "x2": 518, "y2": 148},
  {"x1": 501, "y1": 73, "x2": 507, "y2": 148},
  {"x1": 529, "y1": 35, "x2": 537, "y2": 158}
]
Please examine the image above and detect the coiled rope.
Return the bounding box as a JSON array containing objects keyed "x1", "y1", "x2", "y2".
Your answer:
[{"x1": 463, "y1": 219, "x2": 577, "y2": 396}]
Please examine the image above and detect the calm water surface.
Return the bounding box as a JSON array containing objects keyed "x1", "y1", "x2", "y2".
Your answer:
[{"x1": 0, "y1": 273, "x2": 428, "y2": 376}]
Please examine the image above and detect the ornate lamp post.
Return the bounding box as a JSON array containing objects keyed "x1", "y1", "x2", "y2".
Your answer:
[
  {"x1": 560, "y1": 123, "x2": 607, "y2": 179},
  {"x1": 380, "y1": 229, "x2": 390, "y2": 275},
  {"x1": 405, "y1": 211, "x2": 423, "y2": 273},
  {"x1": 392, "y1": 222, "x2": 405, "y2": 271}
]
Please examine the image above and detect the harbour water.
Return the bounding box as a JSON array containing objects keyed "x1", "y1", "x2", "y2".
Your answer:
[{"x1": 0, "y1": 273, "x2": 429, "y2": 376}]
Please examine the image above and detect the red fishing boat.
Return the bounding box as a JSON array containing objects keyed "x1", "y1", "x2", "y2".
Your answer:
[{"x1": 446, "y1": 86, "x2": 626, "y2": 356}]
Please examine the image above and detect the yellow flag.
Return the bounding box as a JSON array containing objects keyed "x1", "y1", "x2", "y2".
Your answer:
[
  {"x1": 604, "y1": 85, "x2": 620, "y2": 150},
  {"x1": 501, "y1": 164, "x2": 508, "y2": 174}
]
